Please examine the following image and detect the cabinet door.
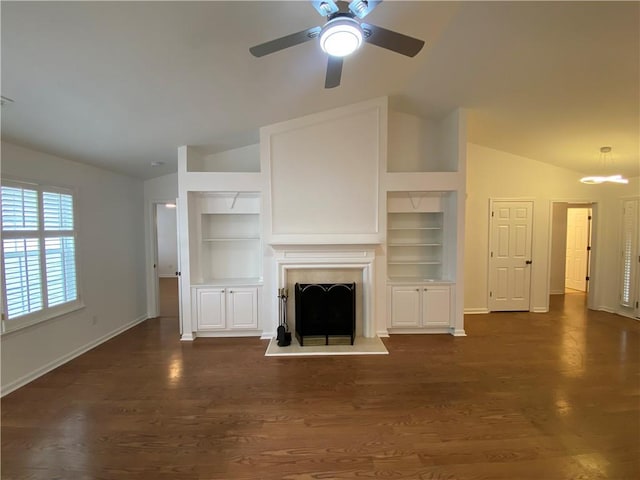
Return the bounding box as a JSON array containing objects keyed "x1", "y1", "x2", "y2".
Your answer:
[
  {"x1": 197, "y1": 288, "x2": 226, "y2": 330},
  {"x1": 227, "y1": 287, "x2": 258, "y2": 329},
  {"x1": 390, "y1": 286, "x2": 421, "y2": 327},
  {"x1": 422, "y1": 286, "x2": 450, "y2": 327}
]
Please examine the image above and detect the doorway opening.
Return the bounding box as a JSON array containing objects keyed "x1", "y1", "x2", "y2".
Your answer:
[
  {"x1": 549, "y1": 202, "x2": 596, "y2": 308},
  {"x1": 154, "y1": 202, "x2": 179, "y2": 321}
]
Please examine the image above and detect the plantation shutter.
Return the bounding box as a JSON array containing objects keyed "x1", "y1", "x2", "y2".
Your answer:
[
  {"x1": 1, "y1": 186, "x2": 38, "y2": 231},
  {"x1": 42, "y1": 192, "x2": 77, "y2": 307},
  {"x1": 2, "y1": 238, "x2": 43, "y2": 318},
  {"x1": 2, "y1": 186, "x2": 43, "y2": 318},
  {"x1": 620, "y1": 199, "x2": 638, "y2": 308}
]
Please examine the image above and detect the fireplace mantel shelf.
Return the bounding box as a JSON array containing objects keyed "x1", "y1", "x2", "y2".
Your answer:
[
  {"x1": 270, "y1": 242, "x2": 382, "y2": 249},
  {"x1": 268, "y1": 233, "x2": 383, "y2": 249}
]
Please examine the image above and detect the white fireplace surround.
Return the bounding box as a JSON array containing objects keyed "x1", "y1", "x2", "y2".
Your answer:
[{"x1": 270, "y1": 244, "x2": 379, "y2": 339}]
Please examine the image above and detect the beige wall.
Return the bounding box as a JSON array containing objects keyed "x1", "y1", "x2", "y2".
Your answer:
[{"x1": 464, "y1": 142, "x2": 638, "y2": 315}]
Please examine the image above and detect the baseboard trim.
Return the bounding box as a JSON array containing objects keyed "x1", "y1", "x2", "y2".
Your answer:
[
  {"x1": 532, "y1": 307, "x2": 548, "y2": 313},
  {"x1": 596, "y1": 306, "x2": 640, "y2": 321},
  {"x1": 464, "y1": 308, "x2": 490, "y2": 315},
  {"x1": 387, "y1": 327, "x2": 451, "y2": 335},
  {"x1": 1, "y1": 314, "x2": 148, "y2": 397},
  {"x1": 597, "y1": 306, "x2": 616, "y2": 314},
  {"x1": 195, "y1": 330, "x2": 262, "y2": 338}
]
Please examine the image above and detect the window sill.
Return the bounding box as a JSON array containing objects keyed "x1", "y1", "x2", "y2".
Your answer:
[{"x1": 1, "y1": 301, "x2": 85, "y2": 336}]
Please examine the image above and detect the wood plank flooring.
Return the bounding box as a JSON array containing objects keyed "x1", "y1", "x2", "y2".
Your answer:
[
  {"x1": 2, "y1": 294, "x2": 639, "y2": 479},
  {"x1": 159, "y1": 277, "x2": 179, "y2": 318}
]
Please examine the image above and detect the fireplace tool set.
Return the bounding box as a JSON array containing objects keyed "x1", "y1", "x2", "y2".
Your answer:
[{"x1": 277, "y1": 288, "x2": 292, "y2": 346}]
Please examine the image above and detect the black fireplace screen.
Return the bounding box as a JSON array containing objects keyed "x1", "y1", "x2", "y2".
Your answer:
[{"x1": 294, "y1": 282, "x2": 356, "y2": 346}]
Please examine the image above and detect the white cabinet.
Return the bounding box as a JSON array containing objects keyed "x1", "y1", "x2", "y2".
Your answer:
[
  {"x1": 227, "y1": 287, "x2": 259, "y2": 329},
  {"x1": 197, "y1": 288, "x2": 226, "y2": 330},
  {"x1": 194, "y1": 286, "x2": 258, "y2": 332},
  {"x1": 390, "y1": 284, "x2": 451, "y2": 330}
]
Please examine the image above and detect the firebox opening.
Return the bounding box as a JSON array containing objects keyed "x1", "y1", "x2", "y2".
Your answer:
[{"x1": 295, "y1": 282, "x2": 356, "y2": 346}]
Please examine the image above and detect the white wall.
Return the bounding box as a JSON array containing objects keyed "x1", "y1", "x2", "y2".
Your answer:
[
  {"x1": 1, "y1": 142, "x2": 147, "y2": 395},
  {"x1": 264, "y1": 102, "x2": 382, "y2": 240},
  {"x1": 464, "y1": 142, "x2": 639, "y2": 315},
  {"x1": 549, "y1": 203, "x2": 568, "y2": 294},
  {"x1": 198, "y1": 144, "x2": 260, "y2": 173}
]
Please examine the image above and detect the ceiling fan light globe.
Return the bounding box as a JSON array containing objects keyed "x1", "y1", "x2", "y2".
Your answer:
[
  {"x1": 580, "y1": 174, "x2": 629, "y2": 185},
  {"x1": 320, "y1": 19, "x2": 363, "y2": 57},
  {"x1": 580, "y1": 176, "x2": 604, "y2": 184}
]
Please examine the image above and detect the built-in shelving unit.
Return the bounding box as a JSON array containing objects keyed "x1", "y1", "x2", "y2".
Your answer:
[
  {"x1": 189, "y1": 192, "x2": 262, "y2": 285},
  {"x1": 387, "y1": 212, "x2": 444, "y2": 281},
  {"x1": 176, "y1": 98, "x2": 466, "y2": 341},
  {"x1": 387, "y1": 192, "x2": 449, "y2": 282}
]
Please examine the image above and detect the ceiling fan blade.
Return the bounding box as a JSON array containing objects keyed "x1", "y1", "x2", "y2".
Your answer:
[
  {"x1": 349, "y1": 0, "x2": 382, "y2": 19},
  {"x1": 325, "y1": 55, "x2": 343, "y2": 89},
  {"x1": 361, "y1": 23, "x2": 425, "y2": 57},
  {"x1": 249, "y1": 26, "x2": 321, "y2": 57},
  {"x1": 311, "y1": 0, "x2": 339, "y2": 17}
]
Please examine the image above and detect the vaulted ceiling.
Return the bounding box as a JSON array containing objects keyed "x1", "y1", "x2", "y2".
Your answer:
[{"x1": 1, "y1": 1, "x2": 638, "y2": 180}]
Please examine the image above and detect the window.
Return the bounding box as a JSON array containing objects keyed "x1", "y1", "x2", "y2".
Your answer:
[
  {"x1": 620, "y1": 199, "x2": 639, "y2": 310},
  {"x1": 1, "y1": 180, "x2": 80, "y2": 332}
]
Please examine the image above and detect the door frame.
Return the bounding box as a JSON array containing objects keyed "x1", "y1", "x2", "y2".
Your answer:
[
  {"x1": 487, "y1": 198, "x2": 535, "y2": 312},
  {"x1": 565, "y1": 206, "x2": 592, "y2": 292},
  {"x1": 548, "y1": 200, "x2": 599, "y2": 310},
  {"x1": 147, "y1": 198, "x2": 180, "y2": 328}
]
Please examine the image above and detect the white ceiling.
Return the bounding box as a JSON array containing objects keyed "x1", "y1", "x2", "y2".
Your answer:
[{"x1": 1, "y1": 1, "x2": 638, "y2": 180}]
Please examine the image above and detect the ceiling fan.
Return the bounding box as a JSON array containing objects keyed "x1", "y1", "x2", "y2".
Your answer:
[{"x1": 249, "y1": 0, "x2": 425, "y2": 89}]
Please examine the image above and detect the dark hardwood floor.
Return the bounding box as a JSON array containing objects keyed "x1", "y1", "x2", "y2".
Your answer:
[
  {"x1": 158, "y1": 277, "x2": 179, "y2": 318},
  {"x1": 2, "y1": 294, "x2": 639, "y2": 479}
]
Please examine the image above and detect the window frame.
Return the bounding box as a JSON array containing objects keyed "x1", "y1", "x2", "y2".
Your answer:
[
  {"x1": 620, "y1": 198, "x2": 639, "y2": 313},
  {"x1": 1, "y1": 179, "x2": 84, "y2": 334}
]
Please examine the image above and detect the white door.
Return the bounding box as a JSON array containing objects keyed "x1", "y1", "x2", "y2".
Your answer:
[
  {"x1": 227, "y1": 287, "x2": 258, "y2": 329},
  {"x1": 422, "y1": 286, "x2": 451, "y2": 327},
  {"x1": 489, "y1": 201, "x2": 533, "y2": 311},
  {"x1": 197, "y1": 288, "x2": 226, "y2": 330},
  {"x1": 565, "y1": 208, "x2": 590, "y2": 291},
  {"x1": 390, "y1": 286, "x2": 421, "y2": 327}
]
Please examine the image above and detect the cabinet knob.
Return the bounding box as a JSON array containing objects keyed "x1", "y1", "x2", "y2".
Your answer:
[
  {"x1": 415, "y1": 288, "x2": 420, "y2": 292},
  {"x1": 229, "y1": 290, "x2": 233, "y2": 294}
]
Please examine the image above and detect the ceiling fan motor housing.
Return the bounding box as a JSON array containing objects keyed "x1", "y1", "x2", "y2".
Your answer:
[{"x1": 320, "y1": 16, "x2": 364, "y2": 57}]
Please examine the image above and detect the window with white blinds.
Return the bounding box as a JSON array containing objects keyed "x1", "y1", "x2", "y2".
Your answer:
[
  {"x1": 620, "y1": 199, "x2": 639, "y2": 308},
  {"x1": 1, "y1": 181, "x2": 80, "y2": 331}
]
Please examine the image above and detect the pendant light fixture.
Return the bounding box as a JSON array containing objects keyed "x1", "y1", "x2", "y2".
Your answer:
[{"x1": 580, "y1": 146, "x2": 629, "y2": 184}]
